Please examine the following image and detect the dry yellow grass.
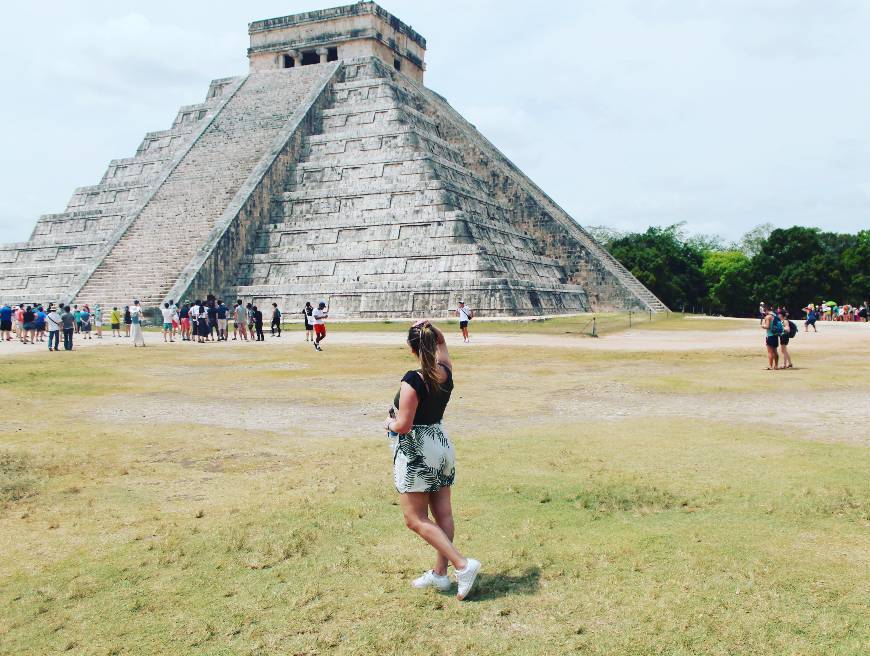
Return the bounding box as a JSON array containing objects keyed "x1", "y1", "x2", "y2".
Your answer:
[{"x1": 0, "y1": 322, "x2": 868, "y2": 655}]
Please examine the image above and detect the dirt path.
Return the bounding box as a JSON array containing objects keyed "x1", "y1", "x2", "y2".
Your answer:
[{"x1": 2, "y1": 320, "x2": 866, "y2": 356}]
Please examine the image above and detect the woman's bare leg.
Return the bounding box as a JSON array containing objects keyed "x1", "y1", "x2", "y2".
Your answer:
[
  {"x1": 429, "y1": 487, "x2": 456, "y2": 576},
  {"x1": 400, "y1": 492, "x2": 466, "y2": 571}
]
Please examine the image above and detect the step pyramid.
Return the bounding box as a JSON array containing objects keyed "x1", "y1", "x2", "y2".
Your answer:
[{"x1": 0, "y1": 2, "x2": 666, "y2": 316}]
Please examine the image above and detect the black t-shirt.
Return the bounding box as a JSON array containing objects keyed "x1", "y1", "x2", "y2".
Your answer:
[
  {"x1": 393, "y1": 364, "x2": 453, "y2": 426},
  {"x1": 207, "y1": 306, "x2": 217, "y2": 320},
  {"x1": 179, "y1": 306, "x2": 189, "y2": 319},
  {"x1": 23, "y1": 310, "x2": 35, "y2": 323},
  {"x1": 216, "y1": 305, "x2": 228, "y2": 319}
]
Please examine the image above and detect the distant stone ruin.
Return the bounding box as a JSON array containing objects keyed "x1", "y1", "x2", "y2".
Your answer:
[{"x1": 0, "y1": 2, "x2": 666, "y2": 317}]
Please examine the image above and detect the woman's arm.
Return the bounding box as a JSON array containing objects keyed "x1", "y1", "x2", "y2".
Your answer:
[
  {"x1": 430, "y1": 323, "x2": 452, "y2": 371},
  {"x1": 386, "y1": 382, "x2": 419, "y2": 434}
]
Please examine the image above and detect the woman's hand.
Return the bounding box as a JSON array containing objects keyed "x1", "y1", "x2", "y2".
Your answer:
[{"x1": 384, "y1": 417, "x2": 394, "y2": 432}]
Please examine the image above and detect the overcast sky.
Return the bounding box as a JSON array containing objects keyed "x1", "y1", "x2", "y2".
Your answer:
[{"x1": 1, "y1": 1, "x2": 868, "y2": 245}]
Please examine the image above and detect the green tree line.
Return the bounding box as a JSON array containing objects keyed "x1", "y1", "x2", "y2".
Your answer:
[{"x1": 587, "y1": 223, "x2": 869, "y2": 316}]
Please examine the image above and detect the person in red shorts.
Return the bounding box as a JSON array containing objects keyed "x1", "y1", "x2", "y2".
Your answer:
[{"x1": 313, "y1": 301, "x2": 328, "y2": 351}]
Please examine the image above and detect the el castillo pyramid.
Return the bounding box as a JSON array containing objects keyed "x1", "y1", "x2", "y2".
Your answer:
[{"x1": 0, "y1": 3, "x2": 666, "y2": 317}]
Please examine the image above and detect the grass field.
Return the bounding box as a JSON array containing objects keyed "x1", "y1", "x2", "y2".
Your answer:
[{"x1": 0, "y1": 319, "x2": 868, "y2": 655}]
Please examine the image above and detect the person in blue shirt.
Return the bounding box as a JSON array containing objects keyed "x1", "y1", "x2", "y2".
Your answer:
[
  {"x1": 80, "y1": 306, "x2": 93, "y2": 340},
  {"x1": 216, "y1": 300, "x2": 229, "y2": 341},
  {"x1": 0, "y1": 304, "x2": 12, "y2": 341},
  {"x1": 35, "y1": 306, "x2": 47, "y2": 344}
]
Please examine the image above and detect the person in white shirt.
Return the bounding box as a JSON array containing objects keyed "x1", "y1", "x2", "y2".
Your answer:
[
  {"x1": 160, "y1": 303, "x2": 175, "y2": 343},
  {"x1": 455, "y1": 301, "x2": 472, "y2": 343},
  {"x1": 46, "y1": 307, "x2": 62, "y2": 351},
  {"x1": 312, "y1": 301, "x2": 328, "y2": 351},
  {"x1": 233, "y1": 300, "x2": 248, "y2": 341},
  {"x1": 130, "y1": 300, "x2": 146, "y2": 347}
]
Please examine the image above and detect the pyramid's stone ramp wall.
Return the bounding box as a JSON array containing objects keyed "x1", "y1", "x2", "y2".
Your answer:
[
  {"x1": 0, "y1": 78, "x2": 236, "y2": 305},
  {"x1": 234, "y1": 59, "x2": 591, "y2": 317},
  {"x1": 166, "y1": 64, "x2": 341, "y2": 305},
  {"x1": 387, "y1": 65, "x2": 668, "y2": 313},
  {"x1": 74, "y1": 65, "x2": 337, "y2": 310}
]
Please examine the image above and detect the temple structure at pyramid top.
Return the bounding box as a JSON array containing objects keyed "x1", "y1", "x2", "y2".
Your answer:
[
  {"x1": 0, "y1": 2, "x2": 667, "y2": 317},
  {"x1": 247, "y1": 3, "x2": 427, "y2": 82}
]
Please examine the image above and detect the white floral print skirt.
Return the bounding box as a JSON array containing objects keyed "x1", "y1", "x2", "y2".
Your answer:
[{"x1": 391, "y1": 423, "x2": 456, "y2": 493}]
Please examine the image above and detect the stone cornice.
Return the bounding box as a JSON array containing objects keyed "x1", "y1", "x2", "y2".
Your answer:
[
  {"x1": 247, "y1": 31, "x2": 424, "y2": 69},
  {"x1": 248, "y1": 2, "x2": 426, "y2": 49}
]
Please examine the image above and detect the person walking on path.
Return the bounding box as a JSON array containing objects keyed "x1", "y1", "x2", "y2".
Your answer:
[
  {"x1": 456, "y1": 301, "x2": 473, "y2": 343},
  {"x1": 124, "y1": 306, "x2": 132, "y2": 337},
  {"x1": 761, "y1": 308, "x2": 780, "y2": 370},
  {"x1": 804, "y1": 306, "x2": 818, "y2": 333},
  {"x1": 130, "y1": 300, "x2": 146, "y2": 347},
  {"x1": 778, "y1": 309, "x2": 794, "y2": 369},
  {"x1": 61, "y1": 306, "x2": 75, "y2": 351},
  {"x1": 110, "y1": 307, "x2": 122, "y2": 337},
  {"x1": 312, "y1": 301, "x2": 328, "y2": 351},
  {"x1": 0, "y1": 303, "x2": 12, "y2": 342},
  {"x1": 271, "y1": 303, "x2": 282, "y2": 337},
  {"x1": 233, "y1": 300, "x2": 248, "y2": 341},
  {"x1": 384, "y1": 320, "x2": 481, "y2": 600},
  {"x1": 161, "y1": 303, "x2": 176, "y2": 343},
  {"x1": 46, "y1": 306, "x2": 61, "y2": 351},
  {"x1": 73, "y1": 306, "x2": 82, "y2": 334},
  {"x1": 303, "y1": 302, "x2": 314, "y2": 342}
]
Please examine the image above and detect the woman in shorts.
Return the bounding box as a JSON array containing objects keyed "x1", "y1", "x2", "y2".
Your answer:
[
  {"x1": 303, "y1": 301, "x2": 313, "y2": 341},
  {"x1": 761, "y1": 309, "x2": 779, "y2": 370},
  {"x1": 124, "y1": 306, "x2": 132, "y2": 337},
  {"x1": 384, "y1": 320, "x2": 481, "y2": 600},
  {"x1": 21, "y1": 305, "x2": 36, "y2": 344},
  {"x1": 110, "y1": 307, "x2": 122, "y2": 337},
  {"x1": 80, "y1": 305, "x2": 92, "y2": 339},
  {"x1": 777, "y1": 309, "x2": 793, "y2": 369}
]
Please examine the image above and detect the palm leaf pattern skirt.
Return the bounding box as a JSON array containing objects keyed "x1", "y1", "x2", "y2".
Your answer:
[{"x1": 392, "y1": 423, "x2": 456, "y2": 493}]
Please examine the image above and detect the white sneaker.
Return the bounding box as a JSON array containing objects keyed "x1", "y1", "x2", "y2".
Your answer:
[
  {"x1": 455, "y1": 558, "x2": 481, "y2": 600},
  {"x1": 411, "y1": 570, "x2": 451, "y2": 592}
]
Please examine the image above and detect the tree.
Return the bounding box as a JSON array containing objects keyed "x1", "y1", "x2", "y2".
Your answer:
[
  {"x1": 739, "y1": 223, "x2": 775, "y2": 258},
  {"x1": 750, "y1": 227, "x2": 855, "y2": 312},
  {"x1": 607, "y1": 225, "x2": 707, "y2": 310},
  {"x1": 842, "y1": 230, "x2": 870, "y2": 303},
  {"x1": 702, "y1": 250, "x2": 752, "y2": 315}
]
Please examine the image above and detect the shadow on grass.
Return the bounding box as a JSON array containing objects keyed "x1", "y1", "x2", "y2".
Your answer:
[{"x1": 470, "y1": 567, "x2": 541, "y2": 601}]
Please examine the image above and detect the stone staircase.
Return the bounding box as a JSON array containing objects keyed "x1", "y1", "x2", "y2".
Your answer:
[
  {"x1": 73, "y1": 66, "x2": 333, "y2": 310},
  {"x1": 234, "y1": 59, "x2": 591, "y2": 316},
  {"x1": 0, "y1": 78, "x2": 234, "y2": 306}
]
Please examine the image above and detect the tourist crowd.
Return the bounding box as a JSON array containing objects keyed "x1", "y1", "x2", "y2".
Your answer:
[{"x1": 0, "y1": 295, "x2": 335, "y2": 351}]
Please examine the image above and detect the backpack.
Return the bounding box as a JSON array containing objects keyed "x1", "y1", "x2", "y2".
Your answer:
[
  {"x1": 788, "y1": 321, "x2": 797, "y2": 338},
  {"x1": 771, "y1": 316, "x2": 784, "y2": 336}
]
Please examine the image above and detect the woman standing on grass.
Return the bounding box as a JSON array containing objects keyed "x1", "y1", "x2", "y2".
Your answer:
[{"x1": 384, "y1": 320, "x2": 481, "y2": 600}]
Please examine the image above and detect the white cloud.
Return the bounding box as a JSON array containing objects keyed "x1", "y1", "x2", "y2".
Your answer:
[{"x1": 1, "y1": 0, "x2": 868, "y2": 244}]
